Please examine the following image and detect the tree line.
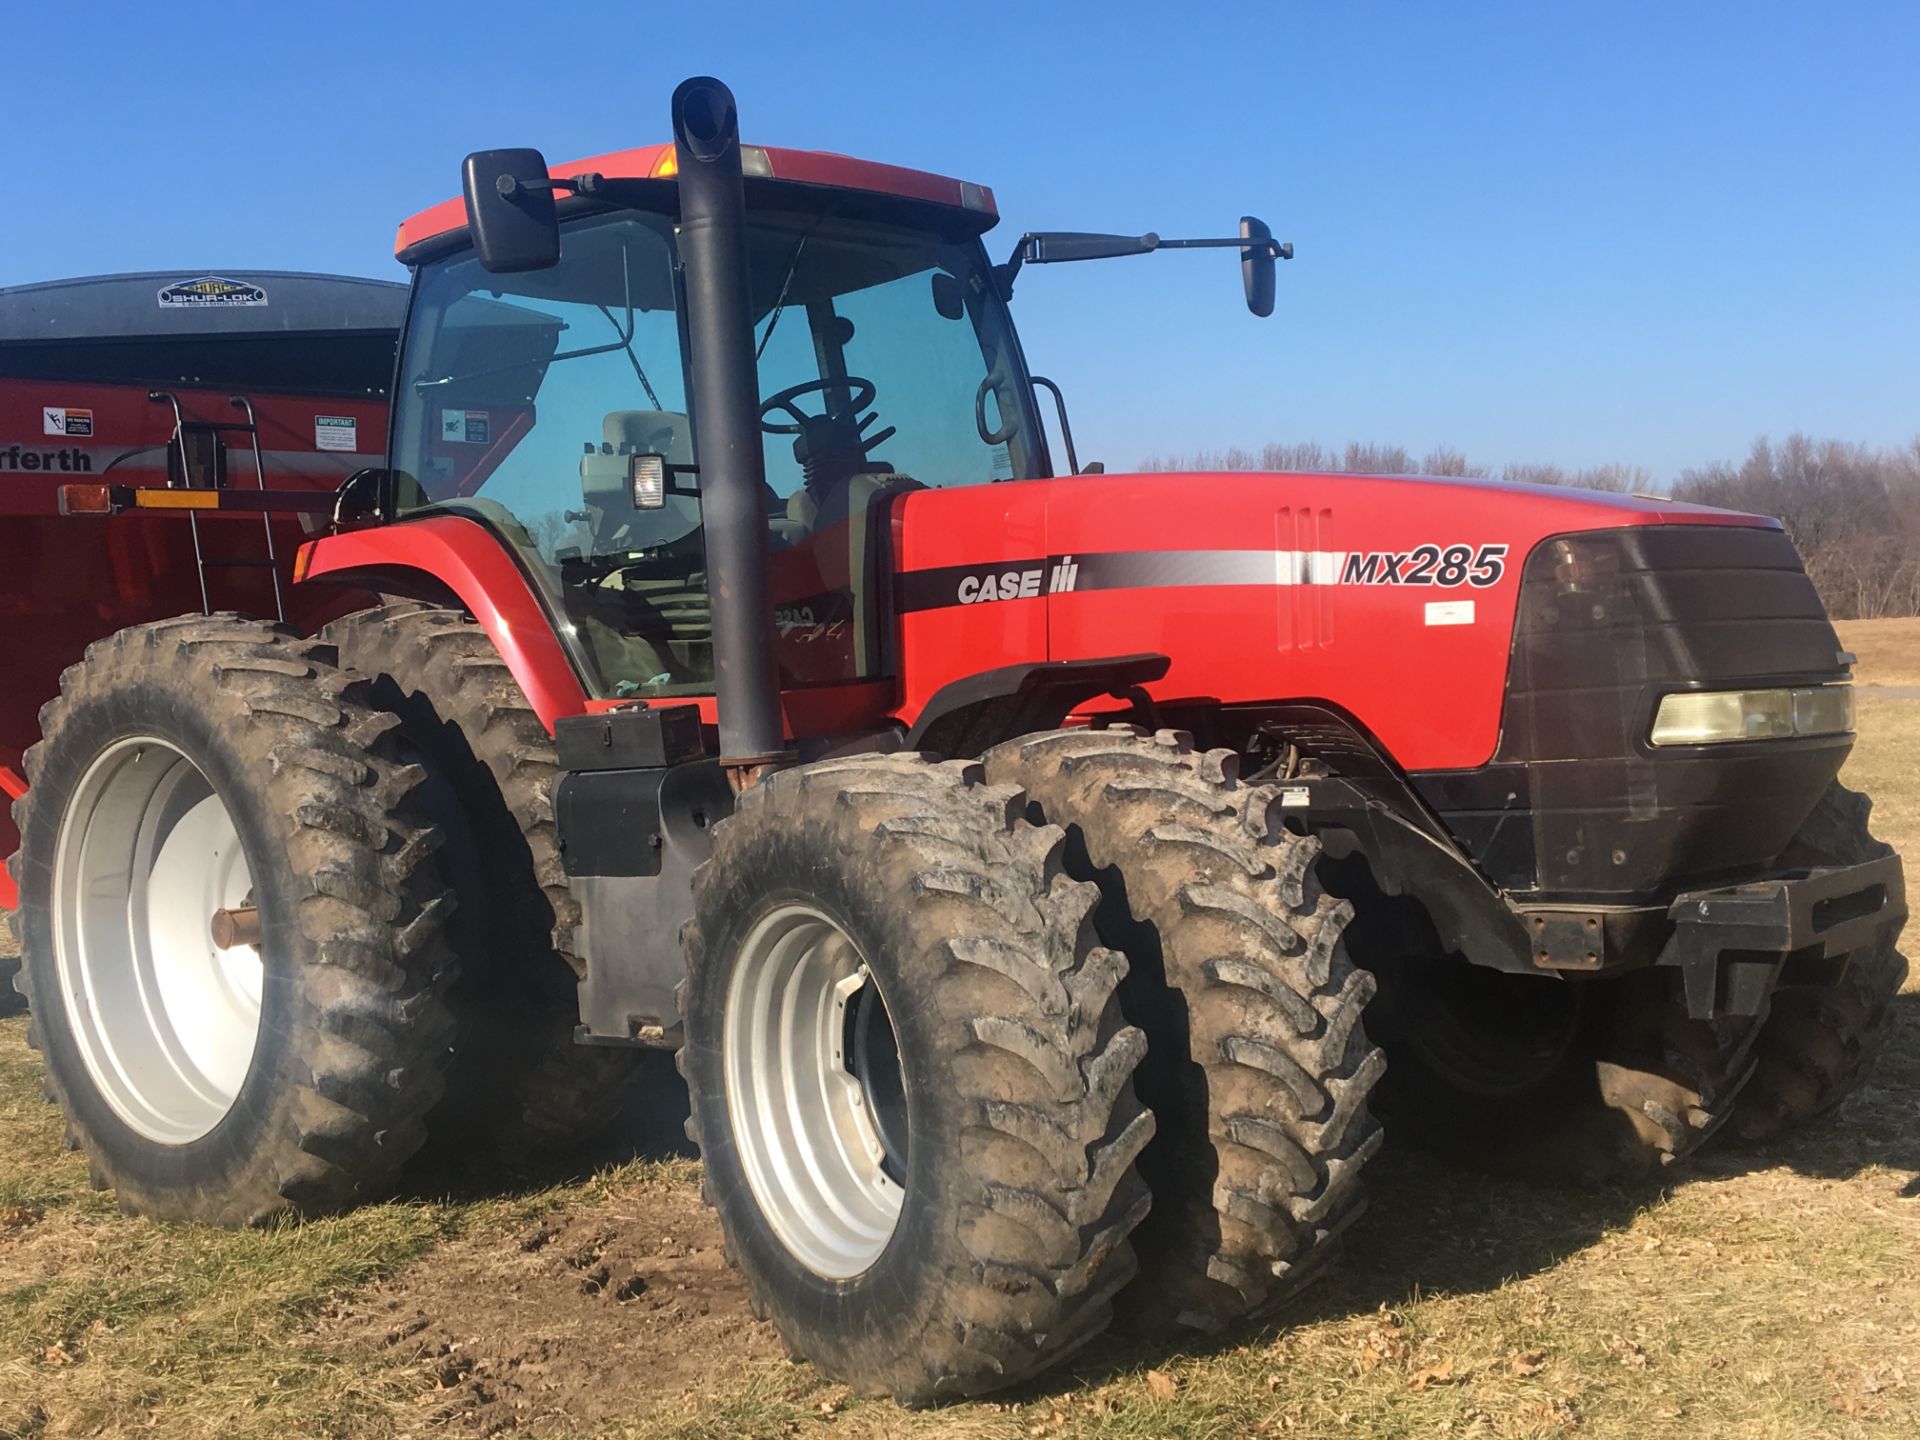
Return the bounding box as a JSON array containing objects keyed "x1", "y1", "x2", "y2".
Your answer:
[{"x1": 1137, "y1": 435, "x2": 1920, "y2": 619}]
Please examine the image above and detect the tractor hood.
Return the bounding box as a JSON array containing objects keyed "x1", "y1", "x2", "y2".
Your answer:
[{"x1": 890, "y1": 469, "x2": 1795, "y2": 774}]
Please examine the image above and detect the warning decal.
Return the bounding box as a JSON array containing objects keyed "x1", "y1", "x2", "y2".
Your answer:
[
  {"x1": 440, "y1": 409, "x2": 490, "y2": 444},
  {"x1": 158, "y1": 276, "x2": 268, "y2": 308},
  {"x1": 315, "y1": 415, "x2": 358, "y2": 453},
  {"x1": 42, "y1": 407, "x2": 94, "y2": 437}
]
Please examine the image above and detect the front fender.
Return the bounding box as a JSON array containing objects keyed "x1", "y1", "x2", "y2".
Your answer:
[{"x1": 297, "y1": 515, "x2": 587, "y2": 732}]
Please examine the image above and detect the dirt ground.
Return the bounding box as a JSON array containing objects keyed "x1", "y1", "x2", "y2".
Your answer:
[
  {"x1": 316, "y1": 1163, "x2": 786, "y2": 1436},
  {"x1": 3, "y1": 621, "x2": 1918, "y2": 1439}
]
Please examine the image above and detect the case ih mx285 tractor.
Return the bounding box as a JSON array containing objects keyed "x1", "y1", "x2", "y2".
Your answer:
[{"x1": 8, "y1": 79, "x2": 1906, "y2": 1402}]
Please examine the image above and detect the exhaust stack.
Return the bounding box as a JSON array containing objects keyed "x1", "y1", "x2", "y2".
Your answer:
[{"x1": 670, "y1": 76, "x2": 788, "y2": 782}]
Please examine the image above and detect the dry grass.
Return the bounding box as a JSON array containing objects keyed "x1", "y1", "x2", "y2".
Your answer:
[
  {"x1": 3, "y1": 627, "x2": 1918, "y2": 1439},
  {"x1": 1839, "y1": 619, "x2": 1920, "y2": 691}
]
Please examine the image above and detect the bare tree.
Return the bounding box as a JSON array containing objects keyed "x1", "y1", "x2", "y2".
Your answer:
[
  {"x1": 1134, "y1": 432, "x2": 1920, "y2": 618},
  {"x1": 1672, "y1": 435, "x2": 1920, "y2": 619}
]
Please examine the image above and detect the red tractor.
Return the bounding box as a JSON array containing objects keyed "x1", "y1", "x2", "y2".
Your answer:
[{"x1": 5, "y1": 78, "x2": 1906, "y2": 1402}]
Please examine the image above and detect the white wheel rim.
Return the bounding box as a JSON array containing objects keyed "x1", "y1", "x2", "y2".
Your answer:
[
  {"x1": 52, "y1": 737, "x2": 264, "y2": 1144},
  {"x1": 723, "y1": 903, "x2": 907, "y2": 1279}
]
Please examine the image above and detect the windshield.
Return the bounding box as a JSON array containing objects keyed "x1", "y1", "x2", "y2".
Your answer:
[{"x1": 390, "y1": 198, "x2": 1041, "y2": 699}]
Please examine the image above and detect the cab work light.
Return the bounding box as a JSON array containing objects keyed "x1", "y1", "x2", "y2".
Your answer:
[
  {"x1": 1649, "y1": 686, "x2": 1854, "y2": 746},
  {"x1": 631, "y1": 453, "x2": 667, "y2": 509}
]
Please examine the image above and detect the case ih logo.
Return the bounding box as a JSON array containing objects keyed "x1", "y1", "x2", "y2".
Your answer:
[{"x1": 157, "y1": 276, "x2": 268, "y2": 308}]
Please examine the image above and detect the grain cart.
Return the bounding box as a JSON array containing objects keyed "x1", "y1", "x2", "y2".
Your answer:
[
  {"x1": 0, "y1": 270, "x2": 401, "y2": 967},
  {"x1": 9, "y1": 78, "x2": 1905, "y2": 1402},
  {"x1": 0, "y1": 271, "x2": 636, "y2": 1160}
]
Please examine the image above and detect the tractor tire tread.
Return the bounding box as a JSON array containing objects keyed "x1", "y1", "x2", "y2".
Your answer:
[
  {"x1": 1731, "y1": 781, "x2": 1909, "y2": 1143},
  {"x1": 324, "y1": 604, "x2": 638, "y2": 1160},
  {"x1": 7, "y1": 614, "x2": 455, "y2": 1224},
  {"x1": 679, "y1": 754, "x2": 1152, "y2": 1403},
  {"x1": 983, "y1": 725, "x2": 1384, "y2": 1338}
]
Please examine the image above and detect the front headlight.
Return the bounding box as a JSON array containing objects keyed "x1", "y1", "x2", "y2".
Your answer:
[{"x1": 1649, "y1": 685, "x2": 1854, "y2": 746}]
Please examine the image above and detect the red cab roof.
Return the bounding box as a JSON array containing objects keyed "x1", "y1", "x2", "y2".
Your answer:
[{"x1": 395, "y1": 143, "x2": 997, "y2": 258}]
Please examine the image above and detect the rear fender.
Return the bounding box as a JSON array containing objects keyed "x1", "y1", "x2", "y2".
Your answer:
[{"x1": 298, "y1": 515, "x2": 587, "y2": 731}]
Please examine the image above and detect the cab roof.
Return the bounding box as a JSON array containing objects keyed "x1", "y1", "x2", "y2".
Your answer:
[{"x1": 395, "y1": 143, "x2": 998, "y2": 260}]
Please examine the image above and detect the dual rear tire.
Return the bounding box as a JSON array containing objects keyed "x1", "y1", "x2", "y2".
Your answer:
[
  {"x1": 325, "y1": 604, "x2": 642, "y2": 1161},
  {"x1": 7, "y1": 617, "x2": 456, "y2": 1223}
]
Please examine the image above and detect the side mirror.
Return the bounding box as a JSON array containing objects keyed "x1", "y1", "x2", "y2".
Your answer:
[
  {"x1": 462, "y1": 149, "x2": 560, "y2": 274},
  {"x1": 1241, "y1": 216, "x2": 1276, "y2": 317},
  {"x1": 930, "y1": 272, "x2": 966, "y2": 321},
  {"x1": 333, "y1": 466, "x2": 391, "y2": 525}
]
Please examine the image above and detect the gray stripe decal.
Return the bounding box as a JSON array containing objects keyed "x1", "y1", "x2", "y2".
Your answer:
[{"x1": 895, "y1": 549, "x2": 1352, "y2": 613}]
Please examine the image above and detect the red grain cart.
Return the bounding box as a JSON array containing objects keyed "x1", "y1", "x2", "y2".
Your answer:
[{"x1": 0, "y1": 271, "x2": 402, "y2": 913}]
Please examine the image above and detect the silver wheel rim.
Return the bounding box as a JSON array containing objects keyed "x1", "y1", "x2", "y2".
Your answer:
[
  {"x1": 723, "y1": 903, "x2": 906, "y2": 1279},
  {"x1": 52, "y1": 737, "x2": 264, "y2": 1144}
]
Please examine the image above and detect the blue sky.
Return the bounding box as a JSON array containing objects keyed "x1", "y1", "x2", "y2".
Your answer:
[{"x1": 9, "y1": 1, "x2": 1915, "y2": 478}]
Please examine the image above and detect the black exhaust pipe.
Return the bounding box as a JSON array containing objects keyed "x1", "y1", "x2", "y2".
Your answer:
[{"x1": 671, "y1": 77, "x2": 787, "y2": 781}]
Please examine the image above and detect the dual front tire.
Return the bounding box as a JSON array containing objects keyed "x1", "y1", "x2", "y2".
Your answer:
[
  {"x1": 680, "y1": 734, "x2": 1387, "y2": 1399},
  {"x1": 680, "y1": 754, "x2": 1154, "y2": 1403}
]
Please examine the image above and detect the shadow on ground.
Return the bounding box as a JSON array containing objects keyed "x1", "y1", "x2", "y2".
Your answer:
[
  {"x1": 389, "y1": 1049, "x2": 696, "y2": 1206},
  {"x1": 377, "y1": 986, "x2": 1920, "y2": 1401},
  {"x1": 1030, "y1": 988, "x2": 1920, "y2": 1396}
]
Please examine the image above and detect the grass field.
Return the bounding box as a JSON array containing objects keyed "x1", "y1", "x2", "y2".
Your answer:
[{"x1": 3, "y1": 623, "x2": 1915, "y2": 1439}]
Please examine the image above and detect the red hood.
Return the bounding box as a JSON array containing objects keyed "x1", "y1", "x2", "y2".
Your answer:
[{"x1": 888, "y1": 469, "x2": 1783, "y2": 772}]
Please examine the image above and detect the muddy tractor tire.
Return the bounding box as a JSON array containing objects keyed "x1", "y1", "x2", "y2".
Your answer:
[
  {"x1": 1730, "y1": 781, "x2": 1909, "y2": 1144},
  {"x1": 678, "y1": 754, "x2": 1154, "y2": 1404},
  {"x1": 6, "y1": 616, "x2": 455, "y2": 1224},
  {"x1": 326, "y1": 604, "x2": 641, "y2": 1161},
  {"x1": 983, "y1": 727, "x2": 1384, "y2": 1338},
  {"x1": 1362, "y1": 947, "x2": 1757, "y2": 1183}
]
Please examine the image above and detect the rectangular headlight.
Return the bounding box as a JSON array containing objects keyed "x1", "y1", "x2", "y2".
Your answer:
[{"x1": 1650, "y1": 686, "x2": 1854, "y2": 746}]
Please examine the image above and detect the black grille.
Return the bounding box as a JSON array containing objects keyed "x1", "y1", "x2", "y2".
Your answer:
[{"x1": 1414, "y1": 525, "x2": 1851, "y2": 902}]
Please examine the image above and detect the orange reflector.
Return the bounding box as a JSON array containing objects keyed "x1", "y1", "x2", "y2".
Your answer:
[
  {"x1": 57, "y1": 483, "x2": 114, "y2": 515},
  {"x1": 133, "y1": 489, "x2": 220, "y2": 510},
  {"x1": 291, "y1": 543, "x2": 314, "y2": 585},
  {"x1": 648, "y1": 145, "x2": 771, "y2": 179}
]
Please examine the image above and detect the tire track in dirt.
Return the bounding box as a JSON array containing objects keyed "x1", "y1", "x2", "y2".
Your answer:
[{"x1": 317, "y1": 1170, "x2": 783, "y2": 1435}]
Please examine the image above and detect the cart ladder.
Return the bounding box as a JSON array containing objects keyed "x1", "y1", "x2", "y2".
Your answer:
[{"x1": 149, "y1": 391, "x2": 286, "y2": 623}]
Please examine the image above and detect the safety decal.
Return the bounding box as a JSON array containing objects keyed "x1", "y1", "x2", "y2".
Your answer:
[
  {"x1": 314, "y1": 415, "x2": 357, "y2": 453},
  {"x1": 158, "y1": 276, "x2": 268, "y2": 308},
  {"x1": 1424, "y1": 600, "x2": 1476, "y2": 626},
  {"x1": 42, "y1": 406, "x2": 94, "y2": 437},
  {"x1": 896, "y1": 544, "x2": 1510, "y2": 613},
  {"x1": 440, "y1": 409, "x2": 491, "y2": 444}
]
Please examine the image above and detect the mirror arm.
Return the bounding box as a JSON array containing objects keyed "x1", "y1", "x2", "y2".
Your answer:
[
  {"x1": 997, "y1": 230, "x2": 1292, "y2": 300},
  {"x1": 495, "y1": 171, "x2": 605, "y2": 199},
  {"x1": 1156, "y1": 235, "x2": 1294, "y2": 259},
  {"x1": 994, "y1": 233, "x2": 1035, "y2": 300}
]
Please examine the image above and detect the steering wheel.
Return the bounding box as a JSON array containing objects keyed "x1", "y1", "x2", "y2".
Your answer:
[{"x1": 759, "y1": 376, "x2": 879, "y2": 435}]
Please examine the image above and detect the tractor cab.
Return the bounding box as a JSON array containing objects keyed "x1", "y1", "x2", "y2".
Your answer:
[{"x1": 384, "y1": 152, "x2": 1048, "y2": 700}]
